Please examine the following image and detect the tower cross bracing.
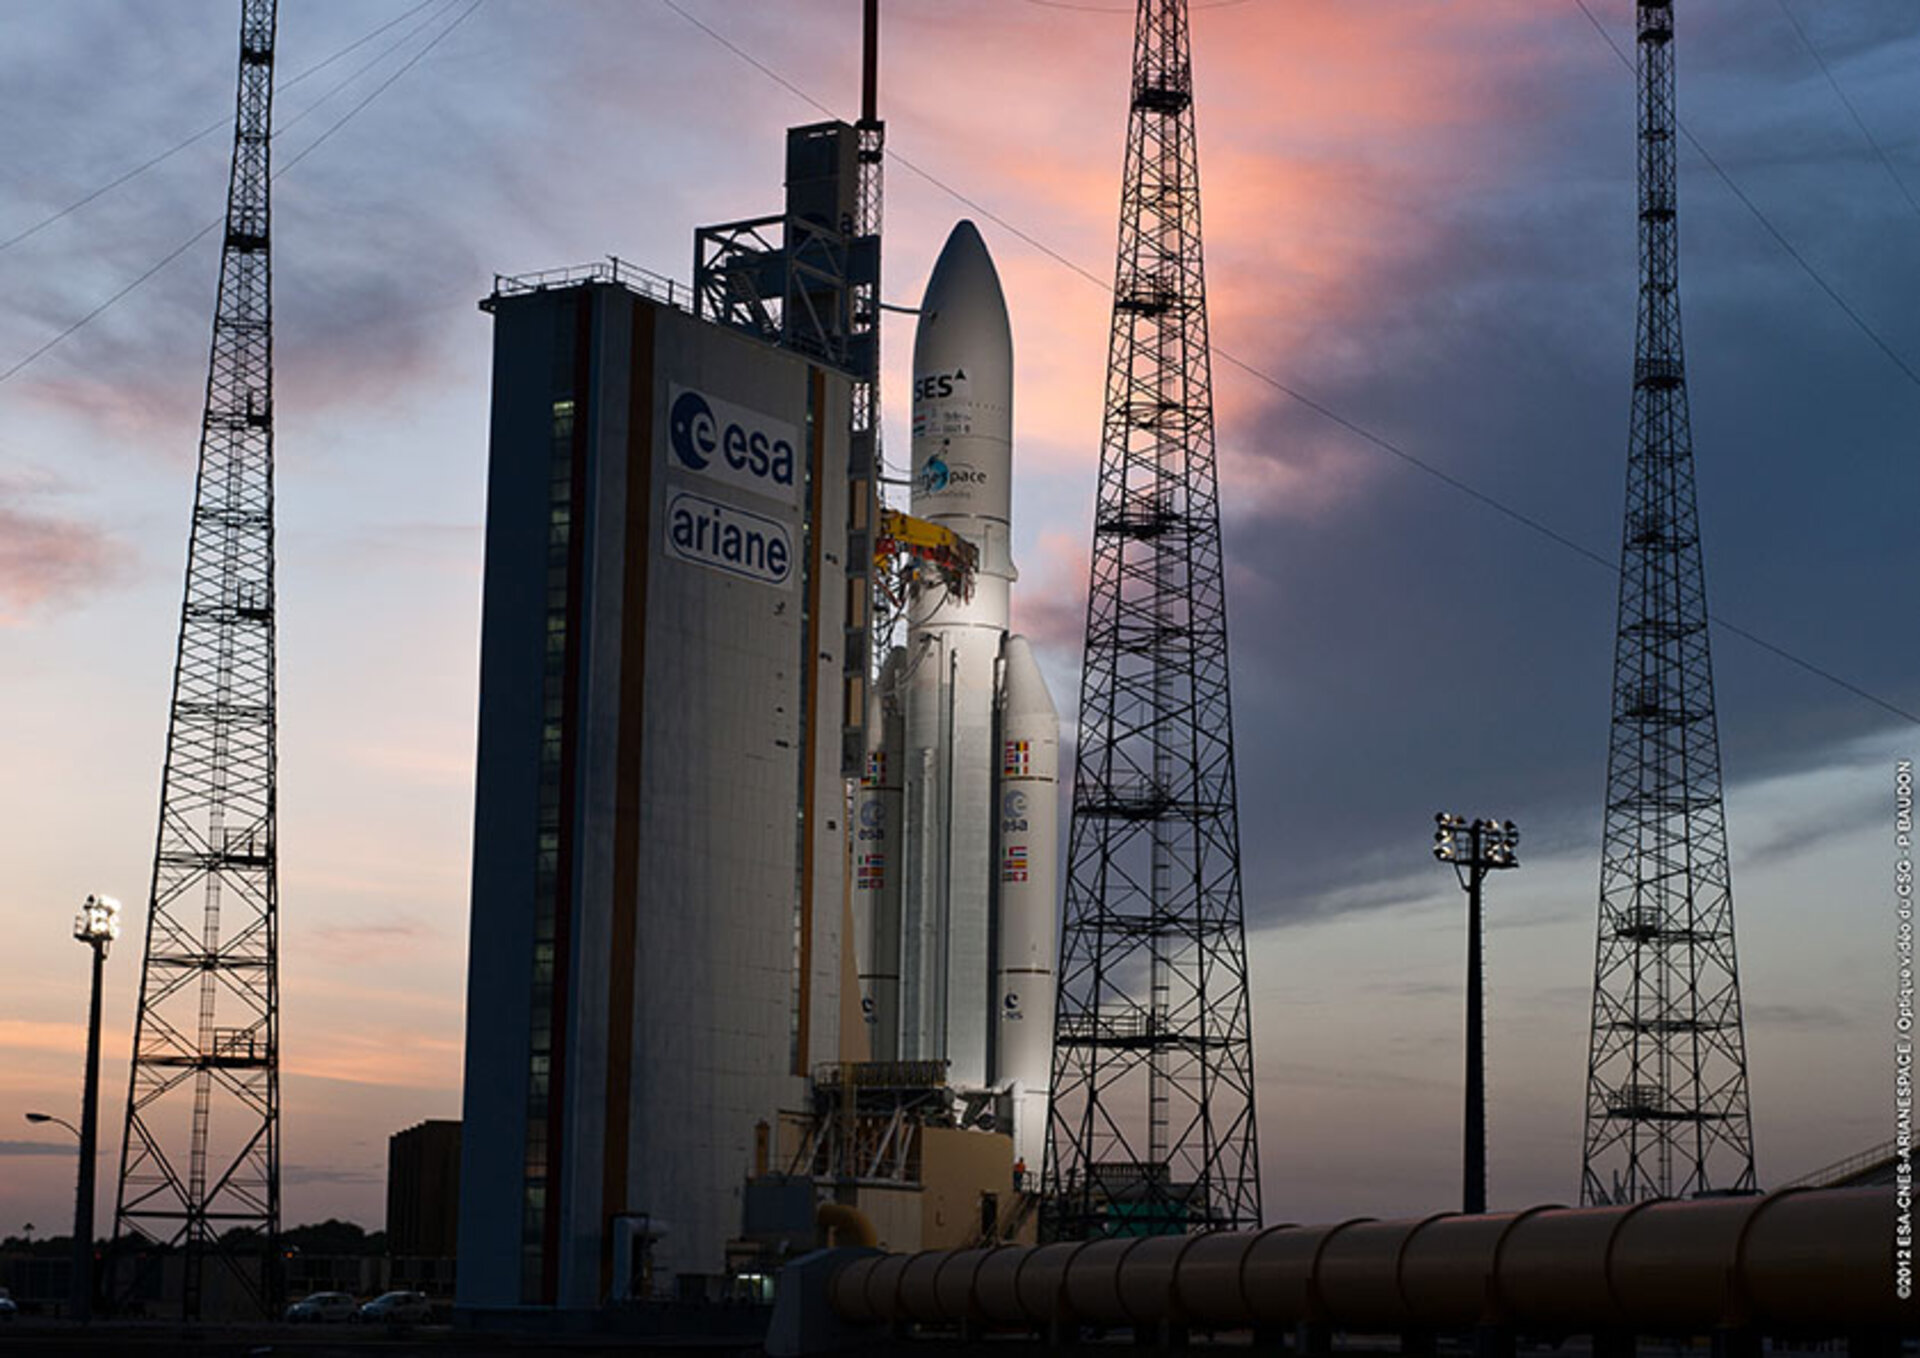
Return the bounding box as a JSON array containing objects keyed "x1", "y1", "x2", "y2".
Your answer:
[
  {"x1": 1044, "y1": 0, "x2": 1261, "y2": 1240},
  {"x1": 1580, "y1": 0, "x2": 1757, "y2": 1207},
  {"x1": 114, "y1": 0, "x2": 283, "y2": 1317}
]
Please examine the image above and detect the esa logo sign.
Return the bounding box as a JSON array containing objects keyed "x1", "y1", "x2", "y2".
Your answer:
[{"x1": 668, "y1": 385, "x2": 799, "y2": 506}]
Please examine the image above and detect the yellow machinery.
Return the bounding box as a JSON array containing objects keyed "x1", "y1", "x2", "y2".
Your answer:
[{"x1": 873, "y1": 508, "x2": 977, "y2": 613}]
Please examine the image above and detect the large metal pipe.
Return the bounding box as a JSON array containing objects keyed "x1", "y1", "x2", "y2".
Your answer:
[
  {"x1": 827, "y1": 1187, "x2": 1911, "y2": 1333},
  {"x1": 816, "y1": 1202, "x2": 879, "y2": 1250}
]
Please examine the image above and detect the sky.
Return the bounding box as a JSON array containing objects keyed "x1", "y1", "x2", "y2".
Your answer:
[{"x1": 0, "y1": 0, "x2": 1915, "y2": 1237}]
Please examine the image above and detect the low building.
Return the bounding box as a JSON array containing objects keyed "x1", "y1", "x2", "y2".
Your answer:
[{"x1": 388, "y1": 1120, "x2": 461, "y2": 1260}]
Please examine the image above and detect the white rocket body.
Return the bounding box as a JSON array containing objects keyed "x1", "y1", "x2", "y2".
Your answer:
[
  {"x1": 852, "y1": 651, "x2": 905, "y2": 1062},
  {"x1": 994, "y1": 634, "x2": 1058, "y2": 1174},
  {"x1": 882, "y1": 219, "x2": 1058, "y2": 1172},
  {"x1": 902, "y1": 221, "x2": 1017, "y2": 1086}
]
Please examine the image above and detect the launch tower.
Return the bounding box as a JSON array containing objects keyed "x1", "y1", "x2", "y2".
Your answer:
[
  {"x1": 1580, "y1": 0, "x2": 1757, "y2": 1205},
  {"x1": 1044, "y1": 0, "x2": 1261, "y2": 1237},
  {"x1": 113, "y1": 0, "x2": 282, "y2": 1316}
]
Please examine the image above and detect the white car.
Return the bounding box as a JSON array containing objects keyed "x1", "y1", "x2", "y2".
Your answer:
[
  {"x1": 284, "y1": 1290, "x2": 356, "y2": 1323},
  {"x1": 0, "y1": 1288, "x2": 16, "y2": 1321},
  {"x1": 358, "y1": 1290, "x2": 433, "y2": 1324}
]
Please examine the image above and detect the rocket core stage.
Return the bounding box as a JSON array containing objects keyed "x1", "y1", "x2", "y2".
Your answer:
[{"x1": 851, "y1": 220, "x2": 1059, "y2": 1173}]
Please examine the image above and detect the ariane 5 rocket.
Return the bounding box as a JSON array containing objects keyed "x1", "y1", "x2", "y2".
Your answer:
[{"x1": 850, "y1": 220, "x2": 1059, "y2": 1173}]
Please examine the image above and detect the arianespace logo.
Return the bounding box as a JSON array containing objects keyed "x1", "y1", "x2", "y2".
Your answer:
[
  {"x1": 663, "y1": 489, "x2": 793, "y2": 589},
  {"x1": 917, "y1": 451, "x2": 988, "y2": 497},
  {"x1": 668, "y1": 384, "x2": 800, "y2": 506}
]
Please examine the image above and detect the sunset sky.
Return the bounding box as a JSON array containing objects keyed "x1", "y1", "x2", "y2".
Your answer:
[{"x1": 1, "y1": 0, "x2": 1915, "y2": 1237}]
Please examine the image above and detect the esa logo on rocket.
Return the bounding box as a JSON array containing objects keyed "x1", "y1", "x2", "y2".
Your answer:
[{"x1": 668, "y1": 385, "x2": 798, "y2": 504}]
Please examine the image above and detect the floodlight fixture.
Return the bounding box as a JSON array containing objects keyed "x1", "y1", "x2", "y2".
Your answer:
[{"x1": 74, "y1": 894, "x2": 121, "y2": 954}]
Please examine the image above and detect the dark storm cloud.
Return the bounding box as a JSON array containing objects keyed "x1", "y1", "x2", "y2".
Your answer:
[
  {"x1": 1742, "y1": 782, "x2": 1885, "y2": 866},
  {"x1": 1205, "y1": 3, "x2": 1919, "y2": 928},
  {"x1": 1745, "y1": 1002, "x2": 1855, "y2": 1030},
  {"x1": 0, "y1": 2, "x2": 525, "y2": 442},
  {"x1": 284, "y1": 1162, "x2": 382, "y2": 1187}
]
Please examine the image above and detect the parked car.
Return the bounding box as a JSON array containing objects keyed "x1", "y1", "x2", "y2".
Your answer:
[
  {"x1": 358, "y1": 1290, "x2": 433, "y2": 1324},
  {"x1": 0, "y1": 1287, "x2": 16, "y2": 1321},
  {"x1": 284, "y1": 1290, "x2": 357, "y2": 1323}
]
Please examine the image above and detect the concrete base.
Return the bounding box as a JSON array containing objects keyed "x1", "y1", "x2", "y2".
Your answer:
[{"x1": 765, "y1": 1247, "x2": 884, "y2": 1357}]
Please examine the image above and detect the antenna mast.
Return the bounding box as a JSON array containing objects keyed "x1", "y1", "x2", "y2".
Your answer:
[
  {"x1": 114, "y1": 0, "x2": 282, "y2": 1316},
  {"x1": 1579, "y1": 0, "x2": 1757, "y2": 1206},
  {"x1": 1044, "y1": 0, "x2": 1262, "y2": 1239}
]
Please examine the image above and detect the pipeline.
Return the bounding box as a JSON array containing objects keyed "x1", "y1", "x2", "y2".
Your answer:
[
  {"x1": 817, "y1": 1201, "x2": 880, "y2": 1250},
  {"x1": 826, "y1": 1187, "x2": 1912, "y2": 1336}
]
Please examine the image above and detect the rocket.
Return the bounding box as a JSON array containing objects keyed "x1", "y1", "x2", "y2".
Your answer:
[
  {"x1": 994, "y1": 633, "x2": 1058, "y2": 1173},
  {"x1": 878, "y1": 219, "x2": 1058, "y2": 1166},
  {"x1": 851, "y1": 651, "x2": 905, "y2": 1063}
]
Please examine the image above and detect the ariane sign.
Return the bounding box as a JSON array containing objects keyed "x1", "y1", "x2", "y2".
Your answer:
[{"x1": 663, "y1": 489, "x2": 793, "y2": 589}]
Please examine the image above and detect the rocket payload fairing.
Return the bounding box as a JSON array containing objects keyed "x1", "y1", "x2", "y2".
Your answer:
[{"x1": 853, "y1": 218, "x2": 1058, "y2": 1167}]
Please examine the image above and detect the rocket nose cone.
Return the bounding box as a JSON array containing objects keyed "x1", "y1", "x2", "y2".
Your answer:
[{"x1": 918, "y1": 219, "x2": 1011, "y2": 351}]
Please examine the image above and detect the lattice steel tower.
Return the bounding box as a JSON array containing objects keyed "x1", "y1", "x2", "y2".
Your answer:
[
  {"x1": 114, "y1": 0, "x2": 281, "y2": 1316},
  {"x1": 1580, "y1": 0, "x2": 1756, "y2": 1206},
  {"x1": 1044, "y1": 0, "x2": 1260, "y2": 1238}
]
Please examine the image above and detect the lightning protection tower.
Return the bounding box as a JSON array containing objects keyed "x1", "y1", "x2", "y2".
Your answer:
[
  {"x1": 1044, "y1": 0, "x2": 1261, "y2": 1239},
  {"x1": 114, "y1": 0, "x2": 282, "y2": 1316},
  {"x1": 1580, "y1": 0, "x2": 1756, "y2": 1206}
]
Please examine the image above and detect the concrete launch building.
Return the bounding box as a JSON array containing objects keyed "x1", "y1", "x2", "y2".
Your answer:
[
  {"x1": 457, "y1": 120, "x2": 879, "y2": 1312},
  {"x1": 458, "y1": 264, "x2": 854, "y2": 1310},
  {"x1": 457, "y1": 117, "x2": 1058, "y2": 1315}
]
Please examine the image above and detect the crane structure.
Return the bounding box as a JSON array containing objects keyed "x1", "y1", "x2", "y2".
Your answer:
[
  {"x1": 845, "y1": 0, "x2": 888, "y2": 771},
  {"x1": 1580, "y1": 0, "x2": 1757, "y2": 1206},
  {"x1": 1043, "y1": 0, "x2": 1261, "y2": 1239},
  {"x1": 113, "y1": 0, "x2": 283, "y2": 1316}
]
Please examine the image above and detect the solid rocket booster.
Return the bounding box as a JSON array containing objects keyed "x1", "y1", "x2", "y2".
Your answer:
[
  {"x1": 852, "y1": 650, "x2": 905, "y2": 1063},
  {"x1": 902, "y1": 221, "x2": 1018, "y2": 1084},
  {"x1": 995, "y1": 634, "x2": 1058, "y2": 1173}
]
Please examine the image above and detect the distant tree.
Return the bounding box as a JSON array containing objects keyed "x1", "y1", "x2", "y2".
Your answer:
[
  {"x1": 0, "y1": 1233, "x2": 72, "y2": 1258},
  {"x1": 280, "y1": 1220, "x2": 384, "y2": 1256}
]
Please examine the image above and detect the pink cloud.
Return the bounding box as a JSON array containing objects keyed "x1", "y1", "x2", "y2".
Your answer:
[
  {"x1": 0, "y1": 502, "x2": 122, "y2": 623},
  {"x1": 868, "y1": 1, "x2": 1579, "y2": 522},
  {"x1": 1009, "y1": 526, "x2": 1090, "y2": 657}
]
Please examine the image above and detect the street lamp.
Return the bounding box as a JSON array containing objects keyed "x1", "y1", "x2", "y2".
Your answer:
[
  {"x1": 1432, "y1": 815, "x2": 1519, "y2": 1216},
  {"x1": 69, "y1": 893, "x2": 120, "y2": 1323},
  {"x1": 25, "y1": 1112, "x2": 80, "y2": 1139}
]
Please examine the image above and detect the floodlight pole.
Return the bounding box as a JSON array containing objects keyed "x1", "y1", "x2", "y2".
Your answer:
[
  {"x1": 70, "y1": 894, "x2": 118, "y2": 1324},
  {"x1": 1433, "y1": 817, "x2": 1519, "y2": 1216}
]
